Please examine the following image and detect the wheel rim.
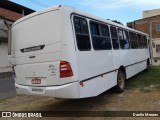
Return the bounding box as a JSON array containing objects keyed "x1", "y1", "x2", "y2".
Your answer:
[{"x1": 118, "y1": 71, "x2": 125, "y2": 90}]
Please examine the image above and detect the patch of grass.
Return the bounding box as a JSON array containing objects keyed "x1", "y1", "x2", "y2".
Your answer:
[
  {"x1": 126, "y1": 66, "x2": 160, "y2": 90},
  {"x1": 155, "y1": 85, "x2": 160, "y2": 91},
  {"x1": 140, "y1": 87, "x2": 151, "y2": 93},
  {"x1": 0, "y1": 96, "x2": 15, "y2": 103}
]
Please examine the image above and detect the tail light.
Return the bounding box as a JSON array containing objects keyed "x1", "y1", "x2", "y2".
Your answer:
[{"x1": 60, "y1": 61, "x2": 73, "y2": 78}]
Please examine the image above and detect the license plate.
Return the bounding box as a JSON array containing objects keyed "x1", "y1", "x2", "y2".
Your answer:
[
  {"x1": 31, "y1": 79, "x2": 41, "y2": 84},
  {"x1": 32, "y1": 88, "x2": 43, "y2": 92}
]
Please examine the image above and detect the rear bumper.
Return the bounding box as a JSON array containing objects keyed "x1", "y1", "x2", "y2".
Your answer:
[{"x1": 15, "y1": 82, "x2": 80, "y2": 99}]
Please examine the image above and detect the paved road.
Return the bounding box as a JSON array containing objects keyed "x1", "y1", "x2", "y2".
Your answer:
[{"x1": 0, "y1": 77, "x2": 16, "y2": 100}]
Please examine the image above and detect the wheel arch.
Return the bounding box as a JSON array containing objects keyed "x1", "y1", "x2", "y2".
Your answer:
[{"x1": 147, "y1": 58, "x2": 150, "y2": 65}]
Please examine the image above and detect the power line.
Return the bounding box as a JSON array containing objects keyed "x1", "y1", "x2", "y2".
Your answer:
[{"x1": 27, "y1": 0, "x2": 49, "y2": 7}]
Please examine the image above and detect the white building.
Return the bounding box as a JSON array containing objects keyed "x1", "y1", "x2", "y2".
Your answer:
[
  {"x1": 0, "y1": 18, "x2": 13, "y2": 74},
  {"x1": 0, "y1": 0, "x2": 35, "y2": 77}
]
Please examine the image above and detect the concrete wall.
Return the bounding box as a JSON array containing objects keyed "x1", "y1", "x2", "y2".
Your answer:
[
  {"x1": 127, "y1": 15, "x2": 160, "y2": 66},
  {"x1": 0, "y1": 18, "x2": 13, "y2": 74},
  {"x1": 0, "y1": 19, "x2": 8, "y2": 40},
  {"x1": 0, "y1": 1, "x2": 34, "y2": 77},
  {"x1": 129, "y1": 15, "x2": 160, "y2": 39},
  {"x1": 143, "y1": 9, "x2": 160, "y2": 18},
  {"x1": 0, "y1": 7, "x2": 23, "y2": 75},
  {"x1": 0, "y1": 19, "x2": 8, "y2": 42},
  {"x1": 0, "y1": 42, "x2": 12, "y2": 73},
  {"x1": 152, "y1": 39, "x2": 160, "y2": 66}
]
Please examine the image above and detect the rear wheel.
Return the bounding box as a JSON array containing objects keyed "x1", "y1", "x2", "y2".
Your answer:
[
  {"x1": 114, "y1": 70, "x2": 125, "y2": 93},
  {"x1": 145, "y1": 60, "x2": 150, "y2": 72}
]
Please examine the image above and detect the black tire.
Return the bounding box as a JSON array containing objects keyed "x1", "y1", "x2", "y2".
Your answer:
[
  {"x1": 114, "y1": 70, "x2": 125, "y2": 93},
  {"x1": 144, "y1": 60, "x2": 150, "y2": 72}
]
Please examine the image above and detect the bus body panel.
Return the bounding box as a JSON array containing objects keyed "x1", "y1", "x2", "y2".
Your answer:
[
  {"x1": 79, "y1": 71, "x2": 117, "y2": 98},
  {"x1": 15, "y1": 82, "x2": 80, "y2": 98},
  {"x1": 12, "y1": 10, "x2": 62, "y2": 59},
  {"x1": 10, "y1": 5, "x2": 151, "y2": 99},
  {"x1": 59, "y1": 7, "x2": 79, "y2": 83},
  {"x1": 12, "y1": 7, "x2": 77, "y2": 87},
  {"x1": 75, "y1": 51, "x2": 114, "y2": 81},
  {"x1": 112, "y1": 49, "x2": 149, "y2": 79},
  {"x1": 14, "y1": 61, "x2": 73, "y2": 86},
  {"x1": 76, "y1": 50, "x2": 116, "y2": 98},
  {"x1": 13, "y1": 44, "x2": 61, "y2": 65},
  {"x1": 126, "y1": 60, "x2": 147, "y2": 79}
]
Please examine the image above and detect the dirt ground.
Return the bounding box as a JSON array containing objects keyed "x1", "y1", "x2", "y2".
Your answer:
[{"x1": 0, "y1": 86, "x2": 160, "y2": 120}]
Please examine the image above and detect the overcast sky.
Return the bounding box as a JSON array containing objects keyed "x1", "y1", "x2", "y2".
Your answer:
[{"x1": 10, "y1": 0, "x2": 160, "y2": 25}]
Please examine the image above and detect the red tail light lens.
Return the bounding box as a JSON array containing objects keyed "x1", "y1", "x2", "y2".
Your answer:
[{"x1": 60, "y1": 61, "x2": 73, "y2": 78}]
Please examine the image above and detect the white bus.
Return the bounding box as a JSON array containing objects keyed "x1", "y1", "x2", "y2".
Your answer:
[{"x1": 9, "y1": 5, "x2": 152, "y2": 99}]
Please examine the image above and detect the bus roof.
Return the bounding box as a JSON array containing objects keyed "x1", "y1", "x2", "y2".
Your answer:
[
  {"x1": 13, "y1": 5, "x2": 149, "y2": 36},
  {"x1": 13, "y1": 5, "x2": 62, "y2": 26}
]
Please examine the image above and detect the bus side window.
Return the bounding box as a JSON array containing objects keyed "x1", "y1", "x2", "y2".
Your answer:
[
  {"x1": 118, "y1": 29, "x2": 130, "y2": 49},
  {"x1": 90, "y1": 22, "x2": 111, "y2": 50},
  {"x1": 143, "y1": 36, "x2": 148, "y2": 48},
  {"x1": 100, "y1": 24, "x2": 112, "y2": 50},
  {"x1": 73, "y1": 16, "x2": 91, "y2": 51},
  {"x1": 110, "y1": 26, "x2": 119, "y2": 49},
  {"x1": 124, "y1": 31, "x2": 130, "y2": 49},
  {"x1": 129, "y1": 32, "x2": 138, "y2": 49},
  {"x1": 137, "y1": 34, "x2": 144, "y2": 49}
]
